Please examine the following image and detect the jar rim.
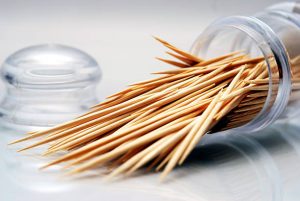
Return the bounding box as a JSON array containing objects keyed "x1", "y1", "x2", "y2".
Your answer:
[{"x1": 190, "y1": 16, "x2": 292, "y2": 134}]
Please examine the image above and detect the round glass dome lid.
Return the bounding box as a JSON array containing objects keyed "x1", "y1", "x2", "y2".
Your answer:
[
  {"x1": 0, "y1": 44, "x2": 102, "y2": 131},
  {"x1": 1, "y1": 44, "x2": 101, "y2": 89}
]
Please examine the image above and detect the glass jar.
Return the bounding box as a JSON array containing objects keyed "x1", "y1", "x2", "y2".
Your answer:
[
  {"x1": 0, "y1": 44, "x2": 102, "y2": 131},
  {"x1": 190, "y1": 2, "x2": 300, "y2": 134}
]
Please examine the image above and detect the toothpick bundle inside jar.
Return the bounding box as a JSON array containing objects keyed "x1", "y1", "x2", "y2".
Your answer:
[{"x1": 10, "y1": 2, "x2": 300, "y2": 180}]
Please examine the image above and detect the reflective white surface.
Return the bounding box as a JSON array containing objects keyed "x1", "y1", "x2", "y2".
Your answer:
[{"x1": 1, "y1": 119, "x2": 300, "y2": 201}]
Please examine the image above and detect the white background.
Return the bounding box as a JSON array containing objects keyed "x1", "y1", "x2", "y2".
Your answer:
[{"x1": 0, "y1": 0, "x2": 287, "y2": 98}]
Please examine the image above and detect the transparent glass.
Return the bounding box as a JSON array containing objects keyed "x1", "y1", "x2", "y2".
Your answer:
[
  {"x1": 191, "y1": 2, "x2": 300, "y2": 134},
  {"x1": 0, "y1": 44, "x2": 102, "y2": 131}
]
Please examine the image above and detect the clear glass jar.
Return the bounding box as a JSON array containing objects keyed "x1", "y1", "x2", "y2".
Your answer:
[{"x1": 191, "y1": 2, "x2": 300, "y2": 134}]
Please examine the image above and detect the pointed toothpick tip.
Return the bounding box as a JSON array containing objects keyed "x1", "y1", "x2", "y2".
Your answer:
[
  {"x1": 152, "y1": 36, "x2": 166, "y2": 43},
  {"x1": 159, "y1": 173, "x2": 167, "y2": 183},
  {"x1": 39, "y1": 163, "x2": 51, "y2": 170},
  {"x1": 17, "y1": 147, "x2": 30, "y2": 152},
  {"x1": 8, "y1": 137, "x2": 31, "y2": 145},
  {"x1": 60, "y1": 169, "x2": 79, "y2": 177},
  {"x1": 8, "y1": 140, "x2": 19, "y2": 145}
]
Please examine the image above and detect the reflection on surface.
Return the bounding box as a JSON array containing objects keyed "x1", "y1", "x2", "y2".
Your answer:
[{"x1": 1, "y1": 120, "x2": 300, "y2": 201}]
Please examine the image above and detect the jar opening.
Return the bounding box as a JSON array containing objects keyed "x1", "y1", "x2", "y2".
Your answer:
[{"x1": 190, "y1": 16, "x2": 292, "y2": 134}]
